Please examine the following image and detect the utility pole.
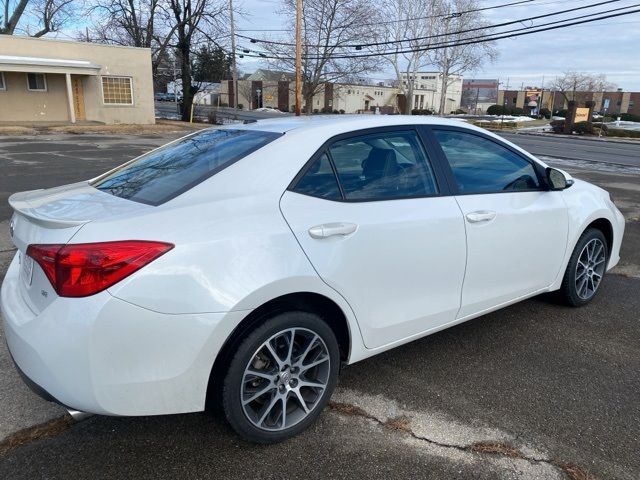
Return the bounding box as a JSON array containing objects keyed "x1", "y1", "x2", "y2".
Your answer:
[
  {"x1": 173, "y1": 56, "x2": 179, "y2": 114},
  {"x1": 500, "y1": 77, "x2": 510, "y2": 128},
  {"x1": 229, "y1": 0, "x2": 238, "y2": 110},
  {"x1": 538, "y1": 75, "x2": 545, "y2": 117},
  {"x1": 438, "y1": 10, "x2": 452, "y2": 115},
  {"x1": 294, "y1": 0, "x2": 302, "y2": 116},
  {"x1": 475, "y1": 87, "x2": 480, "y2": 115}
]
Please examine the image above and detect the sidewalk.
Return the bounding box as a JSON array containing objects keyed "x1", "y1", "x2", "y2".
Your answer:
[
  {"x1": 509, "y1": 129, "x2": 640, "y2": 146},
  {"x1": 0, "y1": 119, "x2": 211, "y2": 136}
]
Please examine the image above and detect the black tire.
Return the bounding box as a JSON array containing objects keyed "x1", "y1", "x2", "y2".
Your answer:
[
  {"x1": 559, "y1": 228, "x2": 608, "y2": 307},
  {"x1": 221, "y1": 311, "x2": 340, "y2": 443}
]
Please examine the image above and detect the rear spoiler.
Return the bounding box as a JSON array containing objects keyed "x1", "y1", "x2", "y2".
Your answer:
[{"x1": 9, "y1": 192, "x2": 91, "y2": 229}]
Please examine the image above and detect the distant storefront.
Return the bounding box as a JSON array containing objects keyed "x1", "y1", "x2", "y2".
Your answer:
[{"x1": 461, "y1": 79, "x2": 498, "y2": 114}]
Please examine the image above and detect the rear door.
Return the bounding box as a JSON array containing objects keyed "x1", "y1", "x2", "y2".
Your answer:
[
  {"x1": 428, "y1": 128, "x2": 568, "y2": 318},
  {"x1": 280, "y1": 127, "x2": 467, "y2": 349}
]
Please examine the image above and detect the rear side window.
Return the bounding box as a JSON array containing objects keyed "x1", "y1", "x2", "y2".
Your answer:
[
  {"x1": 93, "y1": 129, "x2": 281, "y2": 205},
  {"x1": 433, "y1": 130, "x2": 540, "y2": 194},
  {"x1": 292, "y1": 130, "x2": 438, "y2": 201},
  {"x1": 292, "y1": 153, "x2": 342, "y2": 200}
]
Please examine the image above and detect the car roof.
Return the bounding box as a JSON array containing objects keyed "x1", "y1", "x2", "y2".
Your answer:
[{"x1": 225, "y1": 114, "x2": 476, "y2": 134}]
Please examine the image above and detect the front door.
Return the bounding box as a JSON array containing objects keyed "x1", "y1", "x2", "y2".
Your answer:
[
  {"x1": 71, "y1": 77, "x2": 85, "y2": 121},
  {"x1": 280, "y1": 128, "x2": 467, "y2": 349},
  {"x1": 430, "y1": 128, "x2": 569, "y2": 318}
]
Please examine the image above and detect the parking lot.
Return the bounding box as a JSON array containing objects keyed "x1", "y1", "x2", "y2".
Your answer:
[{"x1": 0, "y1": 131, "x2": 639, "y2": 479}]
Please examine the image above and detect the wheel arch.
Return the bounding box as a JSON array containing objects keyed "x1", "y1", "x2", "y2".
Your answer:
[
  {"x1": 206, "y1": 291, "x2": 352, "y2": 408},
  {"x1": 585, "y1": 217, "x2": 614, "y2": 258}
]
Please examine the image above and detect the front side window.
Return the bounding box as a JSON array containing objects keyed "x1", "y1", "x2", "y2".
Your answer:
[
  {"x1": 433, "y1": 130, "x2": 540, "y2": 194},
  {"x1": 93, "y1": 129, "x2": 281, "y2": 205},
  {"x1": 27, "y1": 73, "x2": 46, "y2": 91},
  {"x1": 102, "y1": 76, "x2": 133, "y2": 104}
]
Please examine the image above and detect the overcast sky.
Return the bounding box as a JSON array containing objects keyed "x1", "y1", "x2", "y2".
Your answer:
[{"x1": 234, "y1": 0, "x2": 640, "y2": 90}]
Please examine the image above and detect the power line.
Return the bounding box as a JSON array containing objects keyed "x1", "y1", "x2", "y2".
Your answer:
[
  {"x1": 237, "y1": 0, "x2": 622, "y2": 49},
  {"x1": 236, "y1": 3, "x2": 637, "y2": 57},
  {"x1": 235, "y1": 6, "x2": 640, "y2": 60},
  {"x1": 235, "y1": 0, "x2": 598, "y2": 32},
  {"x1": 238, "y1": 0, "x2": 537, "y2": 33}
]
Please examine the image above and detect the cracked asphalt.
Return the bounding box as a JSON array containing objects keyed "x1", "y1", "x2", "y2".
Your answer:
[{"x1": 0, "y1": 131, "x2": 639, "y2": 480}]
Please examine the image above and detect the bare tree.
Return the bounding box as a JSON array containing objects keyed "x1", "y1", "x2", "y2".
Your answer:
[
  {"x1": 374, "y1": 0, "x2": 443, "y2": 114},
  {"x1": 165, "y1": 0, "x2": 227, "y2": 120},
  {"x1": 430, "y1": 0, "x2": 497, "y2": 114},
  {"x1": 1, "y1": 0, "x2": 76, "y2": 35},
  {"x1": 87, "y1": 0, "x2": 179, "y2": 79},
  {"x1": 550, "y1": 71, "x2": 617, "y2": 105},
  {"x1": 236, "y1": 80, "x2": 255, "y2": 108},
  {"x1": 263, "y1": 0, "x2": 377, "y2": 113},
  {"x1": 89, "y1": 0, "x2": 160, "y2": 47},
  {"x1": 86, "y1": 0, "x2": 227, "y2": 120}
]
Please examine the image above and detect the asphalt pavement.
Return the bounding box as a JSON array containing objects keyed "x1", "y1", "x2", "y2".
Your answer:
[
  {"x1": 498, "y1": 132, "x2": 640, "y2": 167},
  {"x1": 0, "y1": 129, "x2": 639, "y2": 479}
]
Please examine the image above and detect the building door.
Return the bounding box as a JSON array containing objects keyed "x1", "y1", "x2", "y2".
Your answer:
[{"x1": 71, "y1": 77, "x2": 85, "y2": 121}]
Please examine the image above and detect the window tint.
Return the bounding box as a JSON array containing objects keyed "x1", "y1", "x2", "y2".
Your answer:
[
  {"x1": 292, "y1": 153, "x2": 342, "y2": 200},
  {"x1": 328, "y1": 131, "x2": 438, "y2": 200},
  {"x1": 433, "y1": 130, "x2": 540, "y2": 194},
  {"x1": 93, "y1": 129, "x2": 281, "y2": 205}
]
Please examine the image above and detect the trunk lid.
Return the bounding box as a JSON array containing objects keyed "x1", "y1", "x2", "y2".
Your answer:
[{"x1": 8, "y1": 181, "x2": 149, "y2": 313}]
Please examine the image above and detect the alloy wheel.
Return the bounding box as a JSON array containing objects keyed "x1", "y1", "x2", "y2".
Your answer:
[
  {"x1": 575, "y1": 238, "x2": 606, "y2": 300},
  {"x1": 240, "y1": 328, "x2": 331, "y2": 431}
]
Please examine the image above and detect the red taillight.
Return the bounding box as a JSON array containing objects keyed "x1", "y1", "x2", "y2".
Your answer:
[{"x1": 26, "y1": 241, "x2": 174, "y2": 297}]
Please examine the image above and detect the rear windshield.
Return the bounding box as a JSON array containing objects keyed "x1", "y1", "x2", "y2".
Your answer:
[{"x1": 92, "y1": 129, "x2": 281, "y2": 205}]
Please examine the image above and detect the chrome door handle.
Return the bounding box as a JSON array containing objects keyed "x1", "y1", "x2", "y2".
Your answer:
[
  {"x1": 465, "y1": 211, "x2": 497, "y2": 223},
  {"x1": 308, "y1": 222, "x2": 358, "y2": 239}
]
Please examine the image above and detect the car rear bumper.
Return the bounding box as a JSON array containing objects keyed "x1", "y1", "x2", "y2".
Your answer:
[{"x1": 1, "y1": 253, "x2": 249, "y2": 416}]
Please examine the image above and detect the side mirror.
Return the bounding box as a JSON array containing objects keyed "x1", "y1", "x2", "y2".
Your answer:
[{"x1": 546, "y1": 167, "x2": 573, "y2": 190}]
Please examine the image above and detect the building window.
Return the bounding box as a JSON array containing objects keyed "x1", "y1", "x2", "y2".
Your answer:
[
  {"x1": 0, "y1": 72, "x2": 5, "y2": 91},
  {"x1": 26, "y1": 73, "x2": 46, "y2": 91},
  {"x1": 102, "y1": 76, "x2": 133, "y2": 105}
]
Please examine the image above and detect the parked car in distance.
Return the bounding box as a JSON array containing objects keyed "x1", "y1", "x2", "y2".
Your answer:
[
  {"x1": 254, "y1": 107, "x2": 285, "y2": 114},
  {"x1": 154, "y1": 92, "x2": 177, "y2": 102},
  {"x1": 2, "y1": 116, "x2": 624, "y2": 443}
]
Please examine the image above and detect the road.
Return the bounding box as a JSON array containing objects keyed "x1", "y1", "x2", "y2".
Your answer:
[
  {"x1": 0, "y1": 131, "x2": 639, "y2": 479},
  {"x1": 497, "y1": 132, "x2": 640, "y2": 167},
  {"x1": 156, "y1": 104, "x2": 640, "y2": 167}
]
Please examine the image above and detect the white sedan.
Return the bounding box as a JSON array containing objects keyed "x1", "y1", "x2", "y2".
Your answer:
[{"x1": 1, "y1": 116, "x2": 625, "y2": 443}]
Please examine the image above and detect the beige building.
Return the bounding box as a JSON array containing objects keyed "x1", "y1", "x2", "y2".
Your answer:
[
  {"x1": 400, "y1": 72, "x2": 464, "y2": 113},
  {"x1": 0, "y1": 36, "x2": 155, "y2": 125},
  {"x1": 219, "y1": 70, "x2": 462, "y2": 114}
]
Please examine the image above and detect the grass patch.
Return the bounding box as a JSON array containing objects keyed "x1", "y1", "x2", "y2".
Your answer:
[
  {"x1": 469, "y1": 441, "x2": 524, "y2": 459},
  {"x1": 383, "y1": 415, "x2": 412, "y2": 432},
  {"x1": 0, "y1": 416, "x2": 73, "y2": 455},
  {"x1": 556, "y1": 463, "x2": 599, "y2": 480}
]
